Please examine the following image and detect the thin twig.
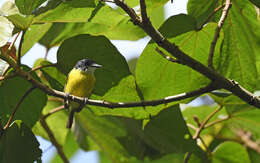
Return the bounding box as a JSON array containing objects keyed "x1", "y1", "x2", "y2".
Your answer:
[
  {"x1": 155, "y1": 47, "x2": 180, "y2": 63},
  {"x1": 29, "y1": 63, "x2": 57, "y2": 73},
  {"x1": 41, "y1": 105, "x2": 65, "y2": 120},
  {"x1": 208, "y1": 0, "x2": 232, "y2": 68},
  {"x1": 204, "y1": 115, "x2": 230, "y2": 128},
  {"x1": 236, "y1": 129, "x2": 260, "y2": 154},
  {"x1": 17, "y1": 30, "x2": 26, "y2": 66},
  {"x1": 40, "y1": 118, "x2": 69, "y2": 163},
  {"x1": 198, "y1": 4, "x2": 225, "y2": 30},
  {"x1": 187, "y1": 123, "x2": 197, "y2": 131},
  {"x1": 139, "y1": 0, "x2": 148, "y2": 23},
  {"x1": 3, "y1": 86, "x2": 36, "y2": 129},
  {"x1": 193, "y1": 105, "x2": 223, "y2": 139}
]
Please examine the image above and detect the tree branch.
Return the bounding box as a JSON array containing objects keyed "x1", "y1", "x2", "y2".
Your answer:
[
  {"x1": 113, "y1": 0, "x2": 260, "y2": 108},
  {"x1": 3, "y1": 86, "x2": 36, "y2": 129},
  {"x1": 208, "y1": 0, "x2": 232, "y2": 68},
  {"x1": 235, "y1": 129, "x2": 260, "y2": 154},
  {"x1": 41, "y1": 105, "x2": 65, "y2": 120},
  {"x1": 29, "y1": 63, "x2": 57, "y2": 73},
  {"x1": 40, "y1": 118, "x2": 69, "y2": 163},
  {"x1": 155, "y1": 47, "x2": 180, "y2": 63},
  {"x1": 17, "y1": 30, "x2": 26, "y2": 66}
]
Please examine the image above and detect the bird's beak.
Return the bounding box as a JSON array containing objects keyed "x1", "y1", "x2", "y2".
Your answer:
[{"x1": 92, "y1": 63, "x2": 102, "y2": 68}]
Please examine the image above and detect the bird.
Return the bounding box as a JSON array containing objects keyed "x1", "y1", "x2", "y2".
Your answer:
[{"x1": 64, "y1": 59, "x2": 102, "y2": 128}]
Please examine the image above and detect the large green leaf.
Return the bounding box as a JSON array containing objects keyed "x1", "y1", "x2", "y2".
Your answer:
[
  {"x1": 89, "y1": 75, "x2": 149, "y2": 119},
  {"x1": 212, "y1": 141, "x2": 250, "y2": 163},
  {"x1": 33, "y1": 100, "x2": 68, "y2": 145},
  {"x1": 33, "y1": 0, "x2": 97, "y2": 23},
  {"x1": 33, "y1": 59, "x2": 66, "y2": 91},
  {"x1": 0, "y1": 67, "x2": 47, "y2": 128},
  {"x1": 143, "y1": 105, "x2": 207, "y2": 161},
  {"x1": 57, "y1": 34, "x2": 130, "y2": 96},
  {"x1": 21, "y1": 23, "x2": 52, "y2": 55},
  {"x1": 75, "y1": 110, "x2": 133, "y2": 162},
  {"x1": 0, "y1": 121, "x2": 42, "y2": 163},
  {"x1": 7, "y1": 14, "x2": 34, "y2": 30},
  {"x1": 216, "y1": 1, "x2": 259, "y2": 91},
  {"x1": 136, "y1": 15, "x2": 221, "y2": 116},
  {"x1": 15, "y1": 0, "x2": 47, "y2": 15},
  {"x1": 187, "y1": 0, "x2": 219, "y2": 27}
]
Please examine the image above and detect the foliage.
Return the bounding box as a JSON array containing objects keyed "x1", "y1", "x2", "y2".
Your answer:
[{"x1": 0, "y1": 0, "x2": 260, "y2": 162}]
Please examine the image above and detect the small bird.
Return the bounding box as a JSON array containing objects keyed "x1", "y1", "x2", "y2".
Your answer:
[{"x1": 64, "y1": 59, "x2": 102, "y2": 128}]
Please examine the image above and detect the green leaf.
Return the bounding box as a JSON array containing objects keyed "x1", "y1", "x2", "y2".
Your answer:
[
  {"x1": 212, "y1": 141, "x2": 250, "y2": 163},
  {"x1": 0, "y1": 16, "x2": 14, "y2": 47},
  {"x1": 33, "y1": 0, "x2": 96, "y2": 23},
  {"x1": 136, "y1": 16, "x2": 220, "y2": 116},
  {"x1": 248, "y1": 148, "x2": 260, "y2": 163},
  {"x1": 216, "y1": 1, "x2": 259, "y2": 91},
  {"x1": 33, "y1": 100, "x2": 68, "y2": 145},
  {"x1": 15, "y1": 0, "x2": 47, "y2": 15},
  {"x1": 89, "y1": 75, "x2": 149, "y2": 119},
  {"x1": 6, "y1": 14, "x2": 34, "y2": 30},
  {"x1": 229, "y1": 109, "x2": 260, "y2": 139},
  {"x1": 248, "y1": 0, "x2": 260, "y2": 8},
  {"x1": 57, "y1": 34, "x2": 130, "y2": 95},
  {"x1": 0, "y1": 121, "x2": 42, "y2": 163},
  {"x1": 143, "y1": 105, "x2": 207, "y2": 161},
  {"x1": 75, "y1": 110, "x2": 132, "y2": 162},
  {"x1": 33, "y1": 59, "x2": 66, "y2": 91},
  {"x1": 187, "y1": 0, "x2": 219, "y2": 28},
  {"x1": 22, "y1": 23, "x2": 52, "y2": 55},
  {"x1": 0, "y1": 67, "x2": 47, "y2": 128}
]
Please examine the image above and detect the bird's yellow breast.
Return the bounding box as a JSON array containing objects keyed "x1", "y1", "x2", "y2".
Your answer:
[{"x1": 64, "y1": 68, "x2": 96, "y2": 98}]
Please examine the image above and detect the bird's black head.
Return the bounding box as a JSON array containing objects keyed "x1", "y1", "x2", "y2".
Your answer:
[{"x1": 74, "y1": 59, "x2": 102, "y2": 71}]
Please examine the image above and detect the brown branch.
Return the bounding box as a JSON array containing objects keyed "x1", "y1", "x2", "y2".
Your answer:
[
  {"x1": 0, "y1": 72, "x2": 18, "y2": 81},
  {"x1": 9, "y1": 32, "x2": 21, "y2": 53},
  {"x1": 155, "y1": 47, "x2": 180, "y2": 63},
  {"x1": 3, "y1": 86, "x2": 36, "y2": 129},
  {"x1": 236, "y1": 129, "x2": 260, "y2": 154},
  {"x1": 113, "y1": 0, "x2": 260, "y2": 108},
  {"x1": 29, "y1": 63, "x2": 57, "y2": 73},
  {"x1": 193, "y1": 105, "x2": 223, "y2": 139},
  {"x1": 198, "y1": 4, "x2": 225, "y2": 30},
  {"x1": 17, "y1": 30, "x2": 26, "y2": 66},
  {"x1": 208, "y1": 0, "x2": 232, "y2": 68},
  {"x1": 41, "y1": 105, "x2": 65, "y2": 120},
  {"x1": 40, "y1": 118, "x2": 69, "y2": 163},
  {"x1": 184, "y1": 152, "x2": 192, "y2": 163}
]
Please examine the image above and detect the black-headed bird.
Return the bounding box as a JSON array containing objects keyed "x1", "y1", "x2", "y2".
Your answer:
[{"x1": 64, "y1": 59, "x2": 102, "y2": 128}]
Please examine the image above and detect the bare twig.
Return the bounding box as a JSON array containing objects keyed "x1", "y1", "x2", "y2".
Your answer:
[
  {"x1": 41, "y1": 105, "x2": 65, "y2": 120},
  {"x1": 3, "y1": 86, "x2": 36, "y2": 129},
  {"x1": 208, "y1": 0, "x2": 232, "y2": 68},
  {"x1": 204, "y1": 115, "x2": 230, "y2": 128},
  {"x1": 236, "y1": 129, "x2": 260, "y2": 154},
  {"x1": 40, "y1": 118, "x2": 69, "y2": 163},
  {"x1": 29, "y1": 63, "x2": 57, "y2": 73},
  {"x1": 193, "y1": 105, "x2": 223, "y2": 139},
  {"x1": 17, "y1": 30, "x2": 26, "y2": 66},
  {"x1": 155, "y1": 47, "x2": 180, "y2": 63},
  {"x1": 0, "y1": 72, "x2": 17, "y2": 81},
  {"x1": 199, "y1": 4, "x2": 225, "y2": 30}
]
